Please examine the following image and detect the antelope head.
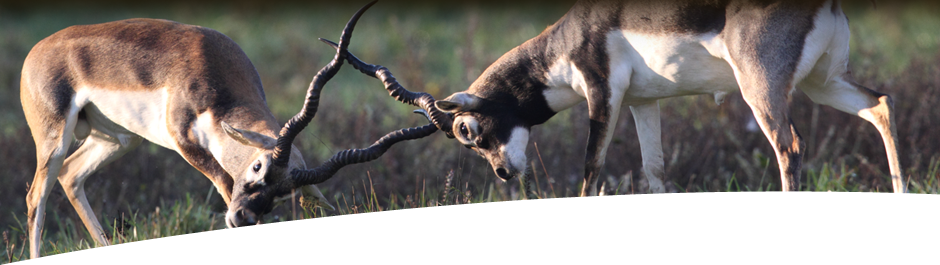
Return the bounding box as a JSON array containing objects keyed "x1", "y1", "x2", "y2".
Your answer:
[
  {"x1": 329, "y1": 31, "x2": 534, "y2": 183},
  {"x1": 434, "y1": 90, "x2": 532, "y2": 182},
  {"x1": 225, "y1": 1, "x2": 438, "y2": 227}
]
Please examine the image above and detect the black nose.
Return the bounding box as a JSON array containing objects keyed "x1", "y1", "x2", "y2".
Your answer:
[
  {"x1": 495, "y1": 168, "x2": 512, "y2": 180},
  {"x1": 229, "y1": 208, "x2": 260, "y2": 227}
]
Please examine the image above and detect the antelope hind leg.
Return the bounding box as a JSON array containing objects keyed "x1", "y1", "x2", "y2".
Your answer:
[
  {"x1": 800, "y1": 75, "x2": 904, "y2": 192},
  {"x1": 57, "y1": 130, "x2": 142, "y2": 246}
]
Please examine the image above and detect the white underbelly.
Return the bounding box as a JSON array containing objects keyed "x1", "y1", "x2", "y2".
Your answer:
[
  {"x1": 76, "y1": 87, "x2": 178, "y2": 151},
  {"x1": 612, "y1": 31, "x2": 740, "y2": 103}
]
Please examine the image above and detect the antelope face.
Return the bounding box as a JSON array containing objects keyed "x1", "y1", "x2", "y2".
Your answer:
[
  {"x1": 224, "y1": 152, "x2": 290, "y2": 228},
  {"x1": 219, "y1": 122, "x2": 298, "y2": 228},
  {"x1": 437, "y1": 93, "x2": 530, "y2": 181}
]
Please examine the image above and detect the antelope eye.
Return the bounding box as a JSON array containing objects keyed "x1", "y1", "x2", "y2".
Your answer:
[
  {"x1": 252, "y1": 162, "x2": 262, "y2": 172},
  {"x1": 459, "y1": 123, "x2": 470, "y2": 138}
]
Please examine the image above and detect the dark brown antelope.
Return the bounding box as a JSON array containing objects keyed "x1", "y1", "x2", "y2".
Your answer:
[
  {"x1": 341, "y1": 0, "x2": 904, "y2": 196},
  {"x1": 20, "y1": 1, "x2": 434, "y2": 258}
]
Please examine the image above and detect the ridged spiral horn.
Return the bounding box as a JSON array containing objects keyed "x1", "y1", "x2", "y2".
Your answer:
[
  {"x1": 288, "y1": 114, "x2": 438, "y2": 187},
  {"x1": 271, "y1": 0, "x2": 376, "y2": 167},
  {"x1": 275, "y1": 0, "x2": 440, "y2": 189},
  {"x1": 319, "y1": 38, "x2": 455, "y2": 138}
]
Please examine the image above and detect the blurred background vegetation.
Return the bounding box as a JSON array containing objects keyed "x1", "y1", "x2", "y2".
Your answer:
[{"x1": 1, "y1": 0, "x2": 938, "y2": 261}]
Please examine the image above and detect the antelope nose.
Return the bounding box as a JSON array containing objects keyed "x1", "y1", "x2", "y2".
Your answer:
[
  {"x1": 228, "y1": 208, "x2": 260, "y2": 227},
  {"x1": 495, "y1": 167, "x2": 512, "y2": 181}
]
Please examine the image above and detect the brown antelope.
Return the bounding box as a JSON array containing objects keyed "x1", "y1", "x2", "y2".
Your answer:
[
  {"x1": 20, "y1": 1, "x2": 434, "y2": 258},
  {"x1": 222, "y1": 1, "x2": 446, "y2": 228},
  {"x1": 341, "y1": 0, "x2": 904, "y2": 196}
]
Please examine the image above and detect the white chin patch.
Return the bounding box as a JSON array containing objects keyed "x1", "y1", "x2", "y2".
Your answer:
[{"x1": 500, "y1": 127, "x2": 530, "y2": 176}]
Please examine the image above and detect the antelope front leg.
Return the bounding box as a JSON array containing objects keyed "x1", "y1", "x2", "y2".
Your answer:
[
  {"x1": 580, "y1": 88, "x2": 625, "y2": 197},
  {"x1": 630, "y1": 101, "x2": 666, "y2": 193}
]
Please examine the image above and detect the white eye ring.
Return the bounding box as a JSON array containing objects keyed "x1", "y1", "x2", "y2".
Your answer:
[
  {"x1": 458, "y1": 124, "x2": 477, "y2": 148},
  {"x1": 454, "y1": 116, "x2": 480, "y2": 147}
]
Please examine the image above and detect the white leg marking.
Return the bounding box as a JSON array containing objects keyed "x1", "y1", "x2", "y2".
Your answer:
[
  {"x1": 30, "y1": 96, "x2": 86, "y2": 258},
  {"x1": 801, "y1": 75, "x2": 904, "y2": 192},
  {"x1": 58, "y1": 132, "x2": 139, "y2": 246},
  {"x1": 631, "y1": 101, "x2": 666, "y2": 193}
]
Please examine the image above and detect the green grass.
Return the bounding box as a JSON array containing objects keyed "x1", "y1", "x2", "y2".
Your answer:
[
  {"x1": 0, "y1": 162, "x2": 940, "y2": 264},
  {"x1": 2, "y1": 193, "x2": 368, "y2": 264},
  {"x1": 695, "y1": 157, "x2": 940, "y2": 193},
  {"x1": 0, "y1": 174, "x2": 734, "y2": 264}
]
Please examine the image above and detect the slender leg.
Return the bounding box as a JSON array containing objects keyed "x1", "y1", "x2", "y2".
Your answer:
[
  {"x1": 25, "y1": 142, "x2": 66, "y2": 259},
  {"x1": 57, "y1": 130, "x2": 142, "y2": 246},
  {"x1": 25, "y1": 111, "x2": 77, "y2": 258},
  {"x1": 723, "y1": 5, "x2": 814, "y2": 191},
  {"x1": 581, "y1": 87, "x2": 626, "y2": 197},
  {"x1": 801, "y1": 75, "x2": 904, "y2": 192},
  {"x1": 630, "y1": 101, "x2": 666, "y2": 193},
  {"x1": 733, "y1": 67, "x2": 804, "y2": 192}
]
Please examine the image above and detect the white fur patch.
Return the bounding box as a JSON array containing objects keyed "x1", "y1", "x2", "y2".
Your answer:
[
  {"x1": 797, "y1": 0, "x2": 848, "y2": 88},
  {"x1": 605, "y1": 32, "x2": 634, "y2": 95},
  {"x1": 244, "y1": 161, "x2": 265, "y2": 185},
  {"x1": 191, "y1": 111, "x2": 229, "y2": 171},
  {"x1": 699, "y1": 33, "x2": 732, "y2": 61},
  {"x1": 500, "y1": 127, "x2": 529, "y2": 175},
  {"x1": 542, "y1": 86, "x2": 584, "y2": 112},
  {"x1": 79, "y1": 87, "x2": 176, "y2": 150},
  {"x1": 544, "y1": 56, "x2": 588, "y2": 112},
  {"x1": 609, "y1": 30, "x2": 739, "y2": 101}
]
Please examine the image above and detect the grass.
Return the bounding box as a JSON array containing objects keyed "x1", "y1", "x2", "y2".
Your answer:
[
  {"x1": 0, "y1": 160, "x2": 940, "y2": 264},
  {"x1": 0, "y1": 172, "x2": 734, "y2": 264},
  {"x1": 2, "y1": 193, "x2": 368, "y2": 264},
  {"x1": 2, "y1": 1, "x2": 940, "y2": 263}
]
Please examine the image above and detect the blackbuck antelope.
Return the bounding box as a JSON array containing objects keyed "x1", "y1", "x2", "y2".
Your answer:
[
  {"x1": 344, "y1": 0, "x2": 904, "y2": 196},
  {"x1": 20, "y1": 1, "x2": 434, "y2": 258}
]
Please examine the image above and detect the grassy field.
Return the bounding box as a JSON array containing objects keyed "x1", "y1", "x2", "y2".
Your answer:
[{"x1": 2, "y1": 1, "x2": 939, "y2": 262}]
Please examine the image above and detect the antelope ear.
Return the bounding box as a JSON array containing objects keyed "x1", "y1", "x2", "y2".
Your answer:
[
  {"x1": 435, "y1": 92, "x2": 481, "y2": 113},
  {"x1": 221, "y1": 121, "x2": 276, "y2": 149}
]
